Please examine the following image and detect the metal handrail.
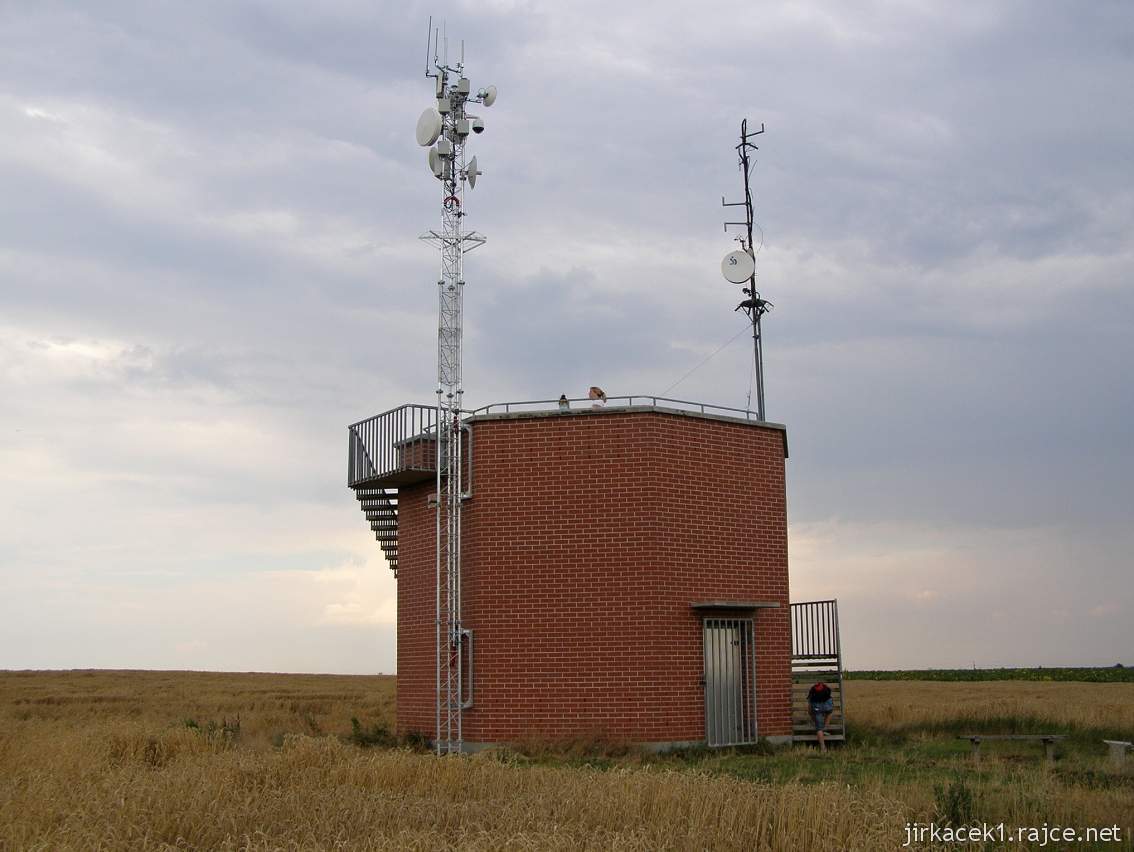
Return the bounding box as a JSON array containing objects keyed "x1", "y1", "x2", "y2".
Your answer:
[
  {"x1": 348, "y1": 395, "x2": 762, "y2": 487},
  {"x1": 467, "y1": 395, "x2": 760, "y2": 421},
  {"x1": 790, "y1": 599, "x2": 841, "y2": 661},
  {"x1": 460, "y1": 628, "x2": 474, "y2": 709},
  {"x1": 347, "y1": 404, "x2": 438, "y2": 487}
]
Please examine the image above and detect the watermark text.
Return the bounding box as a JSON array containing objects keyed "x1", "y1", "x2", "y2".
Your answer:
[{"x1": 903, "y1": 822, "x2": 1124, "y2": 847}]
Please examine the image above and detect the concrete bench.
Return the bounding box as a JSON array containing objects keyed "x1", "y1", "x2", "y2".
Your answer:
[
  {"x1": 1103, "y1": 740, "x2": 1132, "y2": 768},
  {"x1": 959, "y1": 734, "x2": 1066, "y2": 765}
]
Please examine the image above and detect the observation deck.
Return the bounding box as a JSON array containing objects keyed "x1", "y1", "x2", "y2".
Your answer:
[
  {"x1": 348, "y1": 396, "x2": 784, "y2": 489},
  {"x1": 346, "y1": 396, "x2": 785, "y2": 579}
]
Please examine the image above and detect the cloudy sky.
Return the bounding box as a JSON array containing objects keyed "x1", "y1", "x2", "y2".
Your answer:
[{"x1": 1, "y1": 1, "x2": 1131, "y2": 673}]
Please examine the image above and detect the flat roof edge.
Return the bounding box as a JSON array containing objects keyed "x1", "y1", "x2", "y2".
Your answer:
[
  {"x1": 466, "y1": 405, "x2": 787, "y2": 432},
  {"x1": 691, "y1": 600, "x2": 782, "y2": 611}
]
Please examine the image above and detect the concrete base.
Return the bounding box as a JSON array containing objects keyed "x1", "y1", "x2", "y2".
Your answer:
[{"x1": 460, "y1": 736, "x2": 792, "y2": 754}]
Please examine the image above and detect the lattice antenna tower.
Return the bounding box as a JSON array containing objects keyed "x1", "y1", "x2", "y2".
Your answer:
[
  {"x1": 414, "y1": 17, "x2": 497, "y2": 755},
  {"x1": 721, "y1": 119, "x2": 773, "y2": 421}
]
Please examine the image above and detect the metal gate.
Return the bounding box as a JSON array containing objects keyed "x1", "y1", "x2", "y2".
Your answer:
[{"x1": 703, "y1": 617, "x2": 758, "y2": 746}]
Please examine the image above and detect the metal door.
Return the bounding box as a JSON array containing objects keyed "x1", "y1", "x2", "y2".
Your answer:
[{"x1": 703, "y1": 618, "x2": 757, "y2": 746}]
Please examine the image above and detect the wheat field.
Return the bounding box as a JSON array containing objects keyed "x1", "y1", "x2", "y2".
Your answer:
[
  {"x1": 0, "y1": 671, "x2": 1130, "y2": 850},
  {"x1": 849, "y1": 679, "x2": 1134, "y2": 733}
]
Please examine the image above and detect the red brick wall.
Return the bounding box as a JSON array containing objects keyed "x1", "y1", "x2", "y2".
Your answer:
[
  {"x1": 395, "y1": 480, "x2": 435, "y2": 738},
  {"x1": 396, "y1": 436, "x2": 436, "y2": 471},
  {"x1": 395, "y1": 409, "x2": 791, "y2": 744}
]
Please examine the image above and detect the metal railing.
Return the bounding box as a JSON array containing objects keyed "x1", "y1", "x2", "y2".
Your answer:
[
  {"x1": 790, "y1": 599, "x2": 845, "y2": 740},
  {"x1": 348, "y1": 395, "x2": 761, "y2": 487},
  {"x1": 469, "y1": 395, "x2": 761, "y2": 421},
  {"x1": 791, "y1": 599, "x2": 842, "y2": 661},
  {"x1": 347, "y1": 404, "x2": 438, "y2": 487}
]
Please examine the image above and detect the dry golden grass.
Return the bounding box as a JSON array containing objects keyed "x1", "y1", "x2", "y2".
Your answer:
[
  {"x1": 0, "y1": 671, "x2": 1131, "y2": 850},
  {"x1": 0, "y1": 669, "x2": 397, "y2": 745},
  {"x1": 846, "y1": 679, "x2": 1134, "y2": 733},
  {"x1": 0, "y1": 726, "x2": 907, "y2": 850}
]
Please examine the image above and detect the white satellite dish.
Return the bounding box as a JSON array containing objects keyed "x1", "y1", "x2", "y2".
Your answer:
[
  {"x1": 482, "y1": 85, "x2": 497, "y2": 107},
  {"x1": 721, "y1": 249, "x2": 755, "y2": 284},
  {"x1": 428, "y1": 147, "x2": 443, "y2": 178},
  {"x1": 467, "y1": 155, "x2": 482, "y2": 188},
  {"x1": 415, "y1": 108, "x2": 442, "y2": 147}
]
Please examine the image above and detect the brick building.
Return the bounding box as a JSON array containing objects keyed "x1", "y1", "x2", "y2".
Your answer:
[{"x1": 349, "y1": 398, "x2": 840, "y2": 750}]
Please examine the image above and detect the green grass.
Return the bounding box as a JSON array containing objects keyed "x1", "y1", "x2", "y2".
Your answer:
[
  {"x1": 638, "y1": 735, "x2": 1134, "y2": 798},
  {"x1": 853, "y1": 715, "x2": 1132, "y2": 750},
  {"x1": 472, "y1": 726, "x2": 1130, "y2": 793},
  {"x1": 848, "y1": 666, "x2": 1133, "y2": 683},
  {"x1": 478, "y1": 711, "x2": 1134, "y2": 804}
]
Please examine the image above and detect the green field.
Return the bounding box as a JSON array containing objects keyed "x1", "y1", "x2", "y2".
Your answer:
[{"x1": 848, "y1": 666, "x2": 1133, "y2": 683}]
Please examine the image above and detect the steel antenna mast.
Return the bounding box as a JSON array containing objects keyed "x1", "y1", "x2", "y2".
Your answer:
[
  {"x1": 416, "y1": 18, "x2": 496, "y2": 755},
  {"x1": 722, "y1": 119, "x2": 772, "y2": 421}
]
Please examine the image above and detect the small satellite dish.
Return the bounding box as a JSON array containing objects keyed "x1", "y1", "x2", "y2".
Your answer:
[
  {"x1": 482, "y1": 85, "x2": 497, "y2": 107},
  {"x1": 467, "y1": 156, "x2": 482, "y2": 188},
  {"x1": 416, "y1": 108, "x2": 442, "y2": 147},
  {"x1": 428, "y1": 147, "x2": 443, "y2": 178},
  {"x1": 721, "y1": 249, "x2": 755, "y2": 284}
]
